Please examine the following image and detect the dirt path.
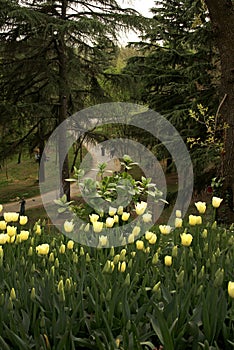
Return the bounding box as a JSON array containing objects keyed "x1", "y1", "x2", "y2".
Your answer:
[{"x1": 1, "y1": 144, "x2": 120, "y2": 213}]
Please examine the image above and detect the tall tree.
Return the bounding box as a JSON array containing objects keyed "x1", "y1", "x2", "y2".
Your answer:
[
  {"x1": 0, "y1": 0, "x2": 145, "y2": 199},
  {"x1": 204, "y1": 0, "x2": 234, "y2": 223}
]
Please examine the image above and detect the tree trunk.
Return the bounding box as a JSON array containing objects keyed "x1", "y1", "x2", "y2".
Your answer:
[
  {"x1": 205, "y1": 0, "x2": 234, "y2": 223},
  {"x1": 57, "y1": 0, "x2": 70, "y2": 201}
]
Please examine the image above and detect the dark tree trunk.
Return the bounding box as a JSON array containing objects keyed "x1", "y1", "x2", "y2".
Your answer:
[
  {"x1": 205, "y1": 0, "x2": 234, "y2": 223},
  {"x1": 57, "y1": 0, "x2": 70, "y2": 201}
]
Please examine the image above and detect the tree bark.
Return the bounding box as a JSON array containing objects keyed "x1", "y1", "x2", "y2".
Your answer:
[
  {"x1": 205, "y1": 0, "x2": 234, "y2": 223},
  {"x1": 57, "y1": 0, "x2": 70, "y2": 201}
]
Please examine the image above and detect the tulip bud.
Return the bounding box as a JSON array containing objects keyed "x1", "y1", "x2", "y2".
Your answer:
[
  {"x1": 196, "y1": 285, "x2": 203, "y2": 296},
  {"x1": 72, "y1": 252, "x2": 78, "y2": 263},
  {"x1": 10, "y1": 288, "x2": 16, "y2": 301},
  {"x1": 119, "y1": 249, "x2": 126, "y2": 261},
  {"x1": 67, "y1": 240, "x2": 74, "y2": 250},
  {"x1": 152, "y1": 252, "x2": 159, "y2": 265},
  {"x1": 198, "y1": 266, "x2": 205, "y2": 280},
  {"x1": 228, "y1": 281, "x2": 234, "y2": 298},
  {"x1": 31, "y1": 287, "x2": 36, "y2": 301},
  {"x1": 202, "y1": 229, "x2": 208, "y2": 238},
  {"x1": 54, "y1": 258, "x2": 59, "y2": 268},
  {"x1": 106, "y1": 288, "x2": 112, "y2": 301},
  {"x1": 65, "y1": 278, "x2": 71, "y2": 292},
  {"x1": 203, "y1": 243, "x2": 208, "y2": 253},
  {"x1": 102, "y1": 260, "x2": 111, "y2": 274},
  {"x1": 110, "y1": 246, "x2": 115, "y2": 257},
  {"x1": 176, "y1": 270, "x2": 184, "y2": 287},
  {"x1": 86, "y1": 253, "x2": 91, "y2": 263},
  {"x1": 214, "y1": 268, "x2": 224, "y2": 288},
  {"x1": 164, "y1": 255, "x2": 172, "y2": 267},
  {"x1": 172, "y1": 245, "x2": 178, "y2": 257},
  {"x1": 124, "y1": 273, "x2": 130, "y2": 286},
  {"x1": 80, "y1": 247, "x2": 85, "y2": 256},
  {"x1": 128, "y1": 233, "x2": 135, "y2": 244},
  {"x1": 113, "y1": 254, "x2": 120, "y2": 265},
  {"x1": 120, "y1": 261, "x2": 126, "y2": 273}
]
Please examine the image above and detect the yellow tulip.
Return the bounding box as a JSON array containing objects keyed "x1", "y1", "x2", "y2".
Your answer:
[
  {"x1": 89, "y1": 214, "x2": 99, "y2": 223},
  {"x1": 142, "y1": 213, "x2": 152, "y2": 223},
  {"x1": 35, "y1": 225, "x2": 41, "y2": 235},
  {"x1": 180, "y1": 232, "x2": 193, "y2": 247},
  {"x1": 195, "y1": 201, "x2": 206, "y2": 214},
  {"x1": 176, "y1": 210, "x2": 182, "y2": 218},
  {"x1": 4, "y1": 212, "x2": 19, "y2": 222},
  {"x1": 36, "y1": 243, "x2": 49, "y2": 255},
  {"x1": 189, "y1": 215, "x2": 197, "y2": 226},
  {"x1": 175, "y1": 218, "x2": 183, "y2": 228},
  {"x1": 19, "y1": 230, "x2": 29, "y2": 241},
  {"x1": 59, "y1": 244, "x2": 66, "y2": 254},
  {"x1": 196, "y1": 216, "x2": 202, "y2": 225},
  {"x1": 117, "y1": 206, "x2": 123, "y2": 215},
  {"x1": 136, "y1": 240, "x2": 144, "y2": 250},
  {"x1": 159, "y1": 225, "x2": 172, "y2": 235},
  {"x1": 145, "y1": 231, "x2": 153, "y2": 241},
  {"x1": 132, "y1": 226, "x2": 141, "y2": 237},
  {"x1": 106, "y1": 217, "x2": 115, "y2": 228},
  {"x1": 92, "y1": 221, "x2": 103, "y2": 233},
  {"x1": 0, "y1": 221, "x2": 7, "y2": 231},
  {"x1": 67, "y1": 240, "x2": 74, "y2": 250},
  {"x1": 99, "y1": 235, "x2": 108, "y2": 246},
  {"x1": 228, "y1": 281, "x2": 234, "y2": 298},
  {"x1": 10, "y1": 288, "x2": 16, "y2": 300},
  {"x1": 164, "y1": 255, "x2": 172, "y2": 266},
  {"x1": 113, "y1": 215, "x2": 119, "y2": 223},
  {"x1": 19, "y1": 216, "x2": 28, "y2": 225},
  {"x1": 0, "y1": 234, "x2": 7, "y2": 244},
  {"x1": 119, "y1": 261, "x2": 126, "y2": 273},
  {"x1": 109, "y1": 207, "x2": 117, "y2": 216},
  {"x1": 64, "y1": 220, "x2": 74, "y2": 233},
  {"x1": 128, "y1": 233, "x2": 135, "y2": 244},
  {"x1": 0, "y1": 204, "x2": 3, "y2": 213},
  {"x1": 212, "y1": 196, "x2": 223, "y2": 208},
  {"x1": 135, "y1": 201, "x2": 147, "y2": 215},
  {"x1": 149, "y1": 233, "x2": 157, "y2": 245},
  {"x1": 122, "y1": 212, "x2": 130, "y2": 221},
  {"x1": 7, "y1": 226, "x2": 17, "y2": 237}
]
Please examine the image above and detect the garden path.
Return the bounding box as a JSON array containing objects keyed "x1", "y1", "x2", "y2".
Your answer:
[{"x1": 1, "y1": 144, "x2": 120, "y2": 214}]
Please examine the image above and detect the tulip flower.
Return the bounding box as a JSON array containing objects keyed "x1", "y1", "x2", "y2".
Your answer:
[
  {"x1": 59, "y1": 244, "x2": 66, "y2": 254},
  {"x1": 175, "y1": 218, "x2": 183, "y2": 228},
  {"x1": 7, "y1": 226, "x2": 17, "y2": 237},
  {"x1": 228, "y1": 281, "x2": 234, "y2": 298},
  {"x1": 135, "y1": 201, "x2": 147, "y2": 215},
  {"x1": 142, "y1": 213, "x2": 152, "y2": 223},
  {"x1": 164, "y1": 255, "x2": 172, "y2": 266},
  {"x1": 4, "y1": 212, "x2": 19, "y2": 222},
  {"x1": 19, "y1": 216, "x2": 28, "y2": 225},
  {"x1": 67, "y1": 240, "x2": 74, "y2": 250},
  {"x1": 119, "y1": 261, "x2": 126, "y2": 273},
  {"x1": 92, "y1": 221, "x2": 103, "y2": 233},
  {"x1": 159, "y1": 225, "x2": 172, "y2": 235},
  {"x1": 128, "y1": 233, "x2": 135, "y2": 244},
  {"x1": 106, "y1": 217, "x2": 115, "y2": 228},
  {"x1": 10, "y1": 288, "x2": 16, "y2": 300},
  {"x1": 122, "y1": 212, "x2": 130, "y2": 221},
  {"x1": 0, "y1": 204, "x2": 3, "y2": 213},
  {"x1": 99, "y1": 235, "x2": 108, "y2": 246},
  {"x1": 36, "y1": 243, "x2": 49, "y2": 255},
  {"x1": 195, "y1": 201, "x2": 206, "y2": 214},
  {"x1": 109, "y1": 207, "x2": 117, "y2": 216},
  {"x1": 149, "y1": 233, "x2": 157, "y2": 245},
  {"x1": 189, "y1": 215, "x2": 197, "y2": 226},
  {"x1": 35, "y1": 225, "x2": 41, "y2": 235},
  {"x1": 212, "y1": 196, "x2": 223, "y2": 208},
  {"x1": 113, "y1": 215, "x2": 119, "y2": 223},
  {"x1": 145, "y1": 231, "x2": 153, "y2": 241},
  {"x1": 19, "y1": 230, "x2": 29, "y2": 241},
  {"x1": 0, "y1": 221, "x2": 7, "y2": 231},
  {"x1": 176, "y1": 210, "x2": 182, "y2": 218},
  {"x1": 196, "y1": 216, "x2": 202, "y2": 225},
  {"x1": 180, "y1": 232, "x2": 193, "y2": 247},
  {"x1": 136, "y1": 240, "x2": 144, "y2": 250},
  {"x1": 132, "y1": 226, "x2": 141, "y2": 237},
  {"x1": 89, "y1": 214, "x2": 99, "y2": 223},
  {"x1": 64, "y1": 220, "x2": 74, "y2": 233},
  {"x1": 0, "y1": 233, "x2": 8, "y2": 245},
  {"x1": 117, "y1": 206, "x2": 123, "y2": 215}
]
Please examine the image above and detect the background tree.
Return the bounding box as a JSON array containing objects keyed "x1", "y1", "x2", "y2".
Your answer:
[
  {"x1": 0, "y1": 0, "x2": 145, "y2": 199},
  {"x1": 204, "y1": 0, "x2": 234, "y2": 223}
]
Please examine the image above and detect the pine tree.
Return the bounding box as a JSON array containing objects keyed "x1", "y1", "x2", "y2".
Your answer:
[{"x1": 0, "y1": 0, "x2": 145, "y2": 199}]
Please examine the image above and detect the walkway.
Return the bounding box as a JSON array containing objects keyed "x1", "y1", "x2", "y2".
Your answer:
[{"x1": 1, "y1": 144, "x2": 120, "y2": 213}]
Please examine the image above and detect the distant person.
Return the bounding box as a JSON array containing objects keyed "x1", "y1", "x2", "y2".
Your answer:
[
  {"x1": 19, "y1": 198, "x2": 26, "y2": 215},
  {"x1": 110, "y1": 147, "x2": 115, "y2": 158},
  {"x1": 101, "y1": 146, "x2": 105, "y2": 156}
]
